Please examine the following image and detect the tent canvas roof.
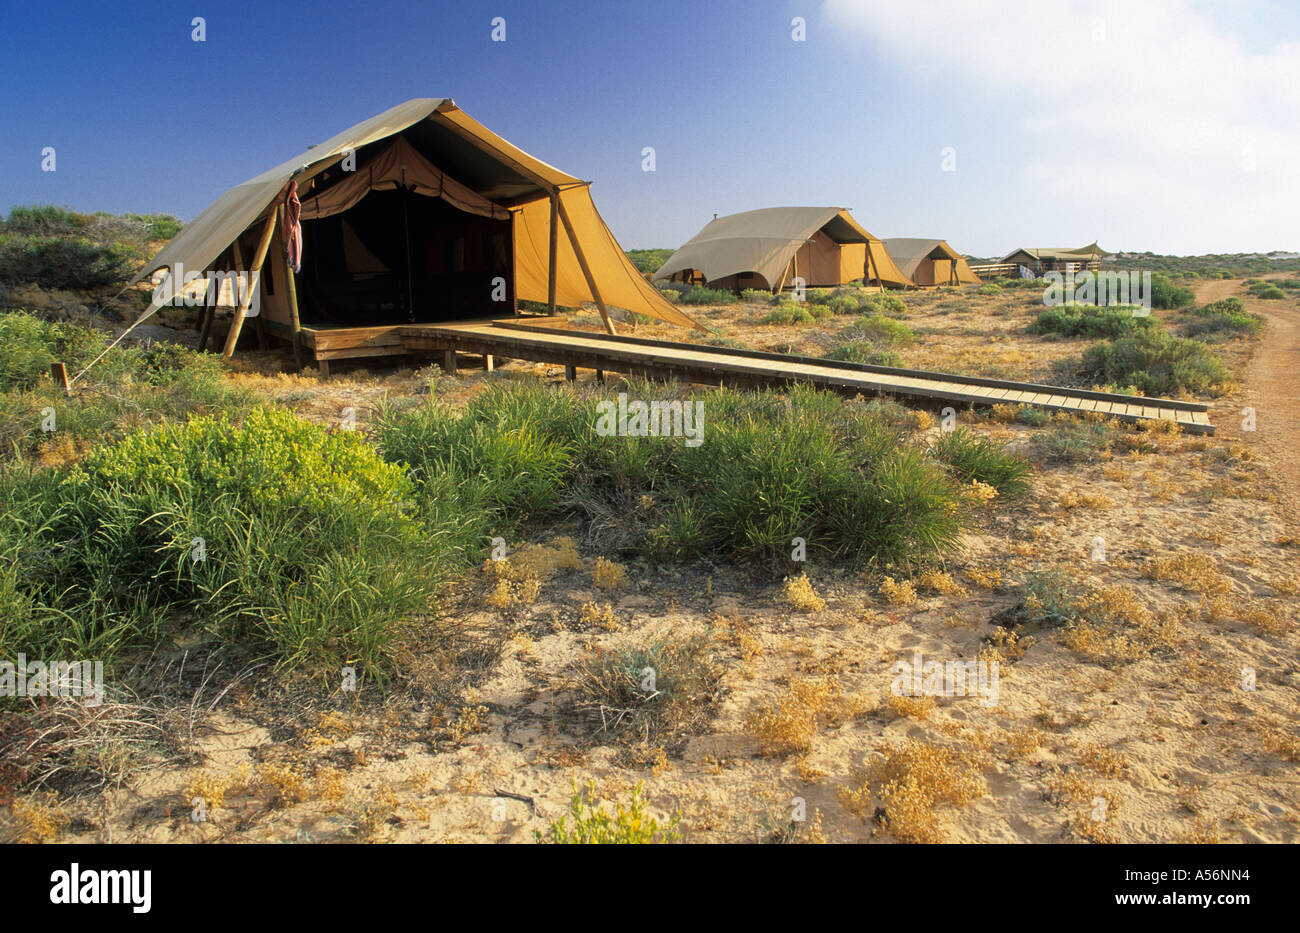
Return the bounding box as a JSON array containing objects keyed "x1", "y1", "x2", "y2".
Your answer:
[
  {"x1": 881, "y1": 238, "x2": 981, "y2": 285},
  {"x1": 999, "y1": 243, "x2": 1108, "y2": 263},
  {"x1": 881, "y1": 239, "x2": 958, "y2": 279},
  {"x1": 132, "y1": 98, "x2": 698, "y2": 330},
  {"x1": 653, "y1": 207, "x2": 910, "y2": 289}
]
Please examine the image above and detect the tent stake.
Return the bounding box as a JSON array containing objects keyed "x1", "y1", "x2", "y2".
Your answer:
[
  {"x1": 50, "y1": 362, "x2": 69, "y2": 394},
  {"x1": 222, "y1": 209, "x2": 277, "y2": 360},
  {"x1": 556, "y1": 192, "x2": 615, "y2": 335}
]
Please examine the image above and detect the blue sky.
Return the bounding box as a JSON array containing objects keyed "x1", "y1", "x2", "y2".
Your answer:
[{"x1": 2, "y1": 0, "x2": 1297, "y2": 256}]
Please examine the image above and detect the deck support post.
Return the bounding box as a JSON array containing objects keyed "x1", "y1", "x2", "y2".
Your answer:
[
  {"x1": 485, "y1": 354, "x2": 494, "y2": 371},
  {"x1": 595, "y1": 368, "x2": 605, "y2": 384},
  {"x1": 443, "y1": 349, "x2": 458, "y2": 374},
  {"x1": 564, "y1": 364, "x2": 576, "y2": 381}
]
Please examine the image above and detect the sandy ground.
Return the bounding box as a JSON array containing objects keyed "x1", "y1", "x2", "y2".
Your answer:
[
  {"x1": 4, "y1": 278, "x2": 1298, "y2": 844},
  {"x1": 1201, "y1": 278, "x2": 1300, "y2": 522}
]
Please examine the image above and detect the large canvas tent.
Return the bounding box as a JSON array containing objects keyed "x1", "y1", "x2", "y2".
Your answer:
[
  {"x1": 882, "y1": 238, "x2": 981, "y2": 286},
  {"x1": 131, "y1": 98, "x2": 699, "y2": 363},
  {"x1": 653, "y1": 207, "x2": 911, "y2": 291},
  {"x1": 999, "y1": 243, "x2": 1108, "y2": 273}
]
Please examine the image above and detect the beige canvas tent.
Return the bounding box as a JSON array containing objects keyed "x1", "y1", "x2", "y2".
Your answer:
[
  {"x1": 131, "y1": 98, "x2": 700, "y2": 364},
  {"x1": 882, "y1": 239, "x2": 981, "y2": 286},
  {"x1": 999, "y1": 243, "x2": 1107, "y2": 274},
  {"x1": 653, "y1": 207, "x2": 911, "y2": 291}
]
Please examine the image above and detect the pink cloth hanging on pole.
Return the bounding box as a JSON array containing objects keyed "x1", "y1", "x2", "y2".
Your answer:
[{"x1": 282, "y1": 180, "x2": 302, "y2": 272}]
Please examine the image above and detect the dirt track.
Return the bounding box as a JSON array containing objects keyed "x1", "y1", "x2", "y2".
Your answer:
[{"x1": 1199, "y1": 278, "x2": 1300, "y2": 523}]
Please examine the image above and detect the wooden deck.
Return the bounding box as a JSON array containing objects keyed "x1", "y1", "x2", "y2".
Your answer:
[{"x1": 297, "y1": 319, "x2": 1215, "y2": 434}]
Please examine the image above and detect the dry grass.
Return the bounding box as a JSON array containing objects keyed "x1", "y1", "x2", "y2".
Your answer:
[
  {"x1": 592, "y1": 557, "x2": 629, "y2": 592},
  {"x1": 782, "y1": 573, "x2": 827, "y2": 612},
  {"x1": 839, "y1": 740, "x2": 985, "y2": 843},
  {"x1": 879, "y1": 576, "x2": 918, "y2": 606},
  {"x1": 919, "y1": 570, "x2": 968, "y2": 597},
  {"x1": 9, "y1": 791, "x2": 69, "y2": 843},
  {"x1": 747, "y1": 676, "x2": 863, "y2": 758},
  {"x1": 579, "y1": 601, "x2": 619, "y2": 631},
  {"x1": 1144, "y1": 551, "x2": 1232, "y2": 597}
]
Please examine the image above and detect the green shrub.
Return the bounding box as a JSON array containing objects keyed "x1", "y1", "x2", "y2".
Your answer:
[
  {"x1": 0, "y1": 235, "x2": 134, "y2": 289},
  {"x1": 1033, "y1": 418, "x2": 1119, "y2": 462},
  {"x1": 760, "y1": 303, "x2": 814, "y2": 325},
  {"x1": 930, "y1": 428, "x2": 1032, "y2": 496},
  {"x1": 1031, "y1": 304, "x2": 1157, "y2": 339},
  {"x1": 625, "y1": 249, "x2": 674, "y2": 275},
  {"x1": 538, "y1": 781, "x2": 681, "y2": 844},
  {"x1": 674, "y1": 285, "x2": 738, "y2": 305},
  {"x1": 0, "y1": 312, "x2": 251, "y2": 460},
  {"x1": 659, "y1": 289, "x2": 681, "y2": 303},
  {"x1": 824, "y1": 343, "x2": 904, "y2": 367},
  {"x1": 572, "y1": 634, "x2": 720, "y2": 743},
  {"x1": 839, "y1": 313, "x2": 914, "y2": 348},
  {"x1": 806, "y1": 288, "x2": 834, "y2": 305},
  {"x1": 1, "y1": 205, "x2": 90, "y2": 237},
  {"x1": 1078, "y1": 329, "x2": 1230, "y2": 396},
  {"x1": 1149, "y1": 273, "x2": 1194, "y2": 309},
  {"x1": 1254, "y1": 286, "x2": 1285, "y2": 300},
  {"x1": 807, "y1": 303, "x2": 833, "y2": 320},
  {"x1": 977, "y1": 283, "x2": 1002, "y2": 296},
  {"x1": 826, "y1": 295, "x2": 859, "y2": 315},
  {"x1": 378, "y1": 381, "x2": 969, "y2": 571},
  {"x1": 860, "y1": 292, "x2": 909, "y2": 318},
  {"x1": 2, "y1": 407, "x2": 434, "y2": 673},
  {"x1": 1179, "y1": 297, "x2": 1264, "y2": 340},
  {"x1": 740, "y1": 288, "x2": 773, "y2": 304}
]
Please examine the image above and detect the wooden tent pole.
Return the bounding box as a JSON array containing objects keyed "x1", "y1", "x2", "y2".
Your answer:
[
  {"x1": 866, "y1": 241, "x2": 884, "y2": 293},
  {"x1": 555, "y1": 192, "x2": 615, "y2": 335},
  {"x1": 197, "y1": 249, "x2": 221, "y2": 351},
  {"x1": 222, "y1": 208, "x2": 278, "y2": 360},
  {"x1": 509, "y1": 208, "x2": 519, "y2": 319},
  {"x1": 547, "y1": 192, "x2": 559, "y2": 315},
  {"x1": 278, "y1": 203, "x2": 304, "y2": 367}
]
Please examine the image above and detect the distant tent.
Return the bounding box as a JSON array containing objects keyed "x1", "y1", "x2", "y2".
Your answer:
[
  {"x1": 999, "y1": 243, "x2": 1108, "y2": 273},
  {"x1": 882, "y1": 239, "x2": 981, "y2": 286},
  {"x1": 653, "y1": 207, "x2": 912, "y2": 291},
  {"x1": 130, "y1": 97, "x2": 700, "y2": 360}
]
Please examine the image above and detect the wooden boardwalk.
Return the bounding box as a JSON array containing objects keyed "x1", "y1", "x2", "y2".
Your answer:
[{"x1": 300, "y1": 318, "x2": 1215, "y2": 434}]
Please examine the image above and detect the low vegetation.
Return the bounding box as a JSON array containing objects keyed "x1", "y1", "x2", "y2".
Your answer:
[
  {"x1": 1178, "y1": 297, "x2": 1264, "y2": 340},
  {"x1": 1031, "y1": 304, "x2": 1157, "y2": 339},
  {"x1": 1074, "y1": 329, "x2": 1231, "y2": 396}
]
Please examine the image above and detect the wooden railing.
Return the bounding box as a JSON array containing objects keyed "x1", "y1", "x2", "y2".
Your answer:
[{"x1": 969, "y1": 262, "x2": 1021, "y2": 279}]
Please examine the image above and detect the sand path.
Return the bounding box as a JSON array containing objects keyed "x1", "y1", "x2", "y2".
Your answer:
[{"x1": 1198, "y1": 278, "x2": 1300, "y2": 523}]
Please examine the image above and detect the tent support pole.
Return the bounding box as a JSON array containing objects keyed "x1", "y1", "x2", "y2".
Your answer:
[
  {"x1": 197, "y1": 254, "x2": 218, "y2": 352},
  {"x1": 278, "y1": 203, "x2": 304, "y2": 367},
  {"x1": 509, "y1": 210, "x2": 519, "y2": 318},
  {"x1": 222, "y1": 209, "x2": 277, "y2": 360},
  {"x1": 547, "y1": 192, "x2": 559, "y2": 315},
  {"x1": 556, "y1": 192, "x2": 615, "y2": 335},
  {"x1": 865, "y1": 241, "x2": 884, "y2": 293}
]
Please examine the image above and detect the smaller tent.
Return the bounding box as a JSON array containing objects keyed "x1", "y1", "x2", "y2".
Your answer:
[
  {"x1": 999, "y1": 243, "x2": 1107, "y2": 273},
  {"x1": 882, "y1": 239, "x2": 981, "y2": 286},
  {"x1": 653, "y1": 207, "x2": 911, "y2": 291}
]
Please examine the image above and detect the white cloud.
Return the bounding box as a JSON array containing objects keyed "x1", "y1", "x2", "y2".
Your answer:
[{"x1": 824, "y1": 0, "x2": 1300, "y2": 251}]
